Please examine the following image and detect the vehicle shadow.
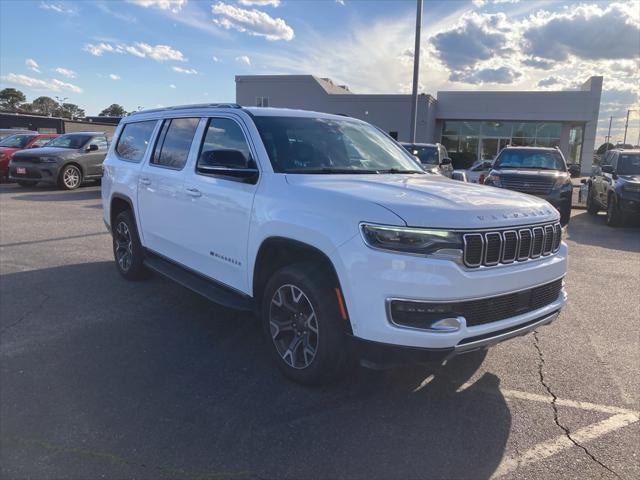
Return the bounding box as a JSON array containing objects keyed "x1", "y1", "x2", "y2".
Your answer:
[
  {"x1": 1, "y1": 262, "x2": 510, "y2": 480},
  {"x1": 8, "y1": 186, "x2": 101, "y2": 202},
  {"x1": 567, "y1": 209, "x2": 640, "y2": 253}
]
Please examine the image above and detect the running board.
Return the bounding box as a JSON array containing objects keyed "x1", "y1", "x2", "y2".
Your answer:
[{"x1": 143, "y1": 253, "x2": 254, "y2": 311}]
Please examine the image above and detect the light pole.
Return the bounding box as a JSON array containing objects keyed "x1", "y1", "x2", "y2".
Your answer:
[
  {"x1": 623, "y1": 109, "x2": 637, "y2": 145},
  {"x1": 409, "y1": 0, "x2": 423, "y2": 144},
  {"x1": 605, "y1": 116, "x2": 613, "y2": 151}
]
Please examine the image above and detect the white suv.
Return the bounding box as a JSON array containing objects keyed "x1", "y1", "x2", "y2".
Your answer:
[{"x1": 102, "y1": 104, "x2": 567, "y2": 384}]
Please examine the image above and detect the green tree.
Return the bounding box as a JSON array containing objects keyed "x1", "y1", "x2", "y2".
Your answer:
[
  {"x1": 58, "y1": 103, "x2": 85, "y2": 119},
  {"x1": 99, "y1": 103, "x2": 127, "y2": 117},
  {"x1": 0, "y1": 88, "x2": 26, "y2": 111},
  {"x1": 596, "y1": 142, "x2": 614, "y2": 154},
  {"x1": 31, "y1": 96, "x2": 59, "y2": 116}
]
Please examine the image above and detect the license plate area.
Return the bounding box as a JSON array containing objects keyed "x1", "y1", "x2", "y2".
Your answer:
[{"x1": 16, "y1": 167, "x2": 26, "y2": 175}]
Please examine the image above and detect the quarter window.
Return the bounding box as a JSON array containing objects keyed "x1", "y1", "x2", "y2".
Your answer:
[
  {"x1": 116, "y1": 121, "x2": 157, "y2": 162},
  {"x1": 152, "y1": 118, "x2": 199, "y2": 170}
]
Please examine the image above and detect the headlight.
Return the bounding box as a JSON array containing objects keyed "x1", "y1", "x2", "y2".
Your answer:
[
  {"x1": 622, "y1": 182, "x2": 640, "y2": 192},
  {"x1": 39, "y1": 157, "x2": 59, "y2": 163},
  {"x1": 484, "y1": 174, "x2": 501, "y2": 187},
  {"x1": 360, "y1": 224, "x2": 462, "y2": 256}
]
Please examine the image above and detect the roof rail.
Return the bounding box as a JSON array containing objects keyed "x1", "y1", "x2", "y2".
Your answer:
[{"x1": 131, "y1": 103, "x2": 243, "y2": 115}]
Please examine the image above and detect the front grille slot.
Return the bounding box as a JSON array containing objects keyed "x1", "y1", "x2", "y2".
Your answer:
[
  {"x1": 500, "y1": 175, "x2": 555, "y2": 195},
  {"x1": 462, "y1": 222, "x2": 561, "y2": 268}
]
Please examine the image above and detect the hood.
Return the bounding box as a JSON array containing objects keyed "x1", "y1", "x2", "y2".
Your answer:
[
  {"x1": 492, "y1": 169, "x2": 567, "y2": 178},
  {"x1": 12, "y1": 146, "x2": 78, "y2": 158},
  {"x1": 285, "y1": 174, "x2": 558, "y2": 229},
  {"x1": 620, "y1": 175, "x2": 640, "y2": 182}
]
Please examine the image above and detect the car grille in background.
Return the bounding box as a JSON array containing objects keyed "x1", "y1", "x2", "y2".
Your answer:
[
  {"x1": 500, "y1": 174, "x2": 555, "y2": 195},
  {"x1": 11, "y1": 156, "x2": 39, "y2": 163},
  {"x1": 463, "y1": 222, "x2": 561, "y2": 268}
]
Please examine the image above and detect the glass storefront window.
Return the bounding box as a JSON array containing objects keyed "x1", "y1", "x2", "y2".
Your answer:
[
  {"x1": 511, "y1": 137, "x2": 535, "y2": 147},
  {"x1": 481, "y1": 121, "x2": 512, "y2": 137},
  {"x1": 512, "y1": 122, "x2": 537, "y2": 138},
  {"x1": 568, "y1": 125, "x2": 583, "y2": 165},
  {"x1": 536, "y1": 123, "x2": 562, "y2": 138},
  {"x1": 441, "y1": 135, "x2": 459, "y2": 153},
  {"x1": 442, "y1": 121, "x2": 462, "y2": 136}
]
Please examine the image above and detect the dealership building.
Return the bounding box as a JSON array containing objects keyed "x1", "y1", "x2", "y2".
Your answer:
[{"x1": 235, "y1": 75, "x2": 602, "y2": 174}]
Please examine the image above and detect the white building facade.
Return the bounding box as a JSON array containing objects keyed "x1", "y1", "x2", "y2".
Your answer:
[{"x1": 235, "y1": 75, "x2": 602, "y2": 174}]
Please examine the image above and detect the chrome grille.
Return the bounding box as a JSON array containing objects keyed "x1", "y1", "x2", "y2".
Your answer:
[
  {"x1": 463, "y1": 222, "x2": 561, "y2": 268},
  {"x1": 500, "y1": 175, "x2": 555, "y2": 195}
]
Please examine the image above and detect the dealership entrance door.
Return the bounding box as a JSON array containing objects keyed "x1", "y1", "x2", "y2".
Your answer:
[{"x1": 480, "y1": 138, "x2": 510, "y2": 161}]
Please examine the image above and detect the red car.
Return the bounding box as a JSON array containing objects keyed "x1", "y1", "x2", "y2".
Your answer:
[{"x1": 0, "y1": 133, "x2": 59, "y2": 179}]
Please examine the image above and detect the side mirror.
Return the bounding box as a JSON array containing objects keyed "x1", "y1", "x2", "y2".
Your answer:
[
  {"x1": 197, "y1": 149, "x2": 258, "y2": 182},
  {"x1": 441, "y1": 157, "x2": 452, "y2": 165},
  {"x1": 87, "y1": 144, "x2": 99, "y2": 152},
  {"x1": 601, "y1": 165, "x2": 614, "y2": 174}
]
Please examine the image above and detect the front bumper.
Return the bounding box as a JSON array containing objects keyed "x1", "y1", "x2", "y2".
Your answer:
[
  {"x1": 8, "y1": 163, "x2": 60, "y2": 184},
  {"x1": 333, "y1": 233, "x2": 568, "y2": 351},
  {"x1": 618, "y1": 192, "x2": 640, "y2": 215}
]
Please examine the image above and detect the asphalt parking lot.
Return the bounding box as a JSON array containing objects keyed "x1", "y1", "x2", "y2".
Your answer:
[{"x1": 1, "y1": 183, "x2": 639, "y2": 480}]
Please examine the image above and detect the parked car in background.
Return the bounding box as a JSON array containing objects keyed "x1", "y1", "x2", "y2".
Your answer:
[
  {"x1": 9, "y1": 132, "x2": 109, "y2": 190},
  {"x1": 0, "y1": 129, "x2": 36, "y2": 141},
  {"x1": 0, "y1": 133, "x2": 58, "y2": 180},
  {"x1": 465, "y1": 159, "x2": 494, "y2": 184},
  {"x1": 400, "y1": 142, "x2": 453, "y2": 177},
  {"x1": 483, "y1": 146, "x2": 573, "y2": 225},
  {"x1": 585, "y1": 149, "x2": 640, "y2": 226},
  {"x1": 103, "y1": 104, "x2": 566, "y2": 384}
]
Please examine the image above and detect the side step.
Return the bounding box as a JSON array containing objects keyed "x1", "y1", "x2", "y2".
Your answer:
[{"x1": 143, "y1": 254, "x2": 254, "y2": 311}]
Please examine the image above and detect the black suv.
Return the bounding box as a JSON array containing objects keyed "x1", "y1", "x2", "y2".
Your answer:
[
  {"x1": 483, "y1": 146, "x2": 573, "y2": 225},
  {"x1": 400, "y1": 142, "x2": 453, "y2": 177},
  {"x1": 585, "y1": 149, "x2": 640, "y2": 226},
  {"x1": 9, "y1": 132, "x2": 109, "y2": 190}
]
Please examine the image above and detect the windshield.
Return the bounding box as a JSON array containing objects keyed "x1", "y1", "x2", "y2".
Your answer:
[
  {"x1": 0, "y1": 134, "x2": 35, "y2": 148},
  {"x1": 253, "y1": 116, "x2": 425, "y2": 174},
  {"x1": 494, "y1": 149, "x2": 566, "y2": 171},
  {"x1": 618, "y1": 153, "x2": 640, "y2": 175},
  {"x1": 408, "y1": 145, "x2": 438, "y2": 165},
  {"x1": 46, "y1": 134, "x2": 92, "y2": 149}
]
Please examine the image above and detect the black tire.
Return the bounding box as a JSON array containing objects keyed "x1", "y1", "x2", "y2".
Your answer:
[
  {"x1": 606, "y1": 194, "x2": 624, "y2": 227},
  {"x1": 261, "y1": 262, "x2": 347, "y2": 385},
  {"x1": 58, "y1": 164, "x2": 82, "y2": 190},
  {"x1": 16, "y1": 180, "x2": 37, "y2": 187},
  {"x1": 586, "y1": 186, "x2": 599, "y2": 215},
  {"x1": 112, "y1": 210, "x2": 147, "y2": 280},
  {"x1": 559, "y1": 202, "x2": 571, "y2": 226}
]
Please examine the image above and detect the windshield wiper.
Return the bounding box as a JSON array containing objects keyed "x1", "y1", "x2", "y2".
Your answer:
[
  {"x1": 286, "y1": 168, "x2": 380, "y2": 174},
  {"x1": 376, "y1": 168, "x2": 425, "y2": 174}
]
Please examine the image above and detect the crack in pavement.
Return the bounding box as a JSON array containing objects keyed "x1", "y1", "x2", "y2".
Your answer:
[
  {"x1": 533, "y1": 330, "x2": 622, "y2": 479},
  {"x1": 0, "y1": 293, "x2": 50, "y2": 334}
]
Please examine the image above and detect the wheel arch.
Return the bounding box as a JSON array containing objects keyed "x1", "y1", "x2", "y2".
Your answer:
[
  {"x1": 110, "y1": 193, "x2": 135, "y2": 228},
  {"x1": 252, "y1": 236, "x2": 352, "y2": 332}
]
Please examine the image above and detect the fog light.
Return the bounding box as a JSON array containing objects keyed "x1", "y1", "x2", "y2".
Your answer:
[{"x1": 388, "y1": 300, "x2": 463, "y2": 332}]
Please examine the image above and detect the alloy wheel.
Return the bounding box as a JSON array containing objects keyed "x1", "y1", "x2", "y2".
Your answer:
[
  {"x1": 114, "y1": 221, "x2": 133, "y2": 271},
  {"x1": 269, "y1": 284, "x2": 319, "y2": 369},
  {"x1": 63, "y1": 166, "x2": 81, "y2": 189}
]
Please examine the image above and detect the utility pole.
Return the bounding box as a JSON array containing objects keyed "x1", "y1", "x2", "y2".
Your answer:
[
  {"x1": 605, "y1": 116, "x2": 613, "y2": 151},
  {"x1": 409, "y1": 0, "x2": 423, "y2": 144},
  {"x1": 623, "y1": 109, "x2": 637, "y2": 145}
]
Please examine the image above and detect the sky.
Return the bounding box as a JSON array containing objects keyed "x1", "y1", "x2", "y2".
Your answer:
[{"x1": 0, "y1": 0, "x2": 639, "y2": 146}]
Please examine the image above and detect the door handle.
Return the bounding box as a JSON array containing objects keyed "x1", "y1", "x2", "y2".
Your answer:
[
  {"x1": 140, "y1": 177, "x2": 151, "y2": 186},
  {"x1": 185, "y1": 187, "x2": 202, "y2": 197}
]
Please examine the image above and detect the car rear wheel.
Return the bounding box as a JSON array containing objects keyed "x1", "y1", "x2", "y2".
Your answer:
[
  {"x1": 112, "y1": 210, "x2": 147, "y2": 280},
  {"x1": 16, "y1": 180, "x2": 37, "y2": 188},
  {"x1": 261, "y1": 263, "x2": 347, "y2": 385},
  {"x1": 606, "y1": 195, "x2": 624, "y2": 227},
  {"x1": 58, "y1": 164, "x2": 82, "y2": 190},
  {"x1": 559, "y1": 202, "x2": 571, "y2": 226},
  {"x1": 586, "y1": 186, "x2": 599, "y2": 215}
]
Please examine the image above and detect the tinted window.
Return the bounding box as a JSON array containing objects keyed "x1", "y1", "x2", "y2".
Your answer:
[
  {"x1": 494, "y1": 149, "x2": 566, "y2": 171},
  {"x1": 116, "y1": 121, "x2": 156, "y2": 162},
  {"x1": 0, "y1": 134, "x2": 34, "y2": 148},
  {"x1": 91, "y1": 136, "x2": 108, "y2": 150},
  {"x1": 152, "y1": 118, "x2": 199, "y2": 169},
  {"x1": 46, "y1": 134, "x2": 92, "y2": 149},
  {"x1": 198, "y1": 118, "x2": 251, "y2": 166},
  {"x1": 32, "y1": 137, "x2": 53, "y2": 147},
  {"x1": 618, "y1": 153, "x2": 640, "y2": 175},
  {"x1": 412, "y1": 145, "x2": 439, "y2": 165}
]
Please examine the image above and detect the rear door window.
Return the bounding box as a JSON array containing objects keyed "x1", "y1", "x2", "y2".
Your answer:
[
  {"x1": 116, "y1": 121, "x2": 157, "y2": 162},
  {"x1": 32, "y1": 137, "x2": 53, "y2": 147},
  {"x1": 152, "y1": 118, "x2": 199, "y2": 170}
]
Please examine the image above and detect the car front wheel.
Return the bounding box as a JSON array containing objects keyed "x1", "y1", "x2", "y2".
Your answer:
[
  {"x1": 58, "y1": 164, "x2": 82, "y2": 190},
  {"x1": 261, "y1": 263, "x2": 347, "y2": 385},
  {"x1": 112, "y1": 210, "x2": 147, "y2": 280}
]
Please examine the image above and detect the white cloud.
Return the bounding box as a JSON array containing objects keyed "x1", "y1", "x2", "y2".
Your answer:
[
  {"x1": 238, "y1": 0, "x2": 280, "y2": 6},
  {"x1": 1, "y1": 73, "x2": 82, "y2": 93},
  {"x1": 39, "y1": 2, "x2": 76, "y2": 15},
  {"x1": 336, "y1": 0, "x2": 345, "y2": 5},
  {"x1": 83, "y1": 42, "x2": 186, "y2": 61},
  {"x1": 212, "y1": 2, "x2": 294, "y2": 41},
  {"x1": 126, "y1": 0, "x2": 186, "y2": 12},
  {"x1": 169, "y1": 84, "x2": 177, "y2": 89},
  {"x1": 109, "y1": 74, "x2": 121, "y2": 80},
  {"x1": 450, "y1": 66, "x2": 522, "y2": 84},
  {"x1": 55, "y1": 67, "x2": 76, "y2": 78},
  {"x1": 25, "y1": 59, "x2": 40, "y2": 73},
  {"x1": 537, "y1": 76, "x2": 562, "y2": 88},
  {"x1": 235, "y1": 55, "x2": 251, "y2": 66},
  {"x1": 212, "y1": 55, "x2": 220, "y2": 62},
  {"x1": 172, "y1": 66, "x2": 198, "y2": 74}
]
